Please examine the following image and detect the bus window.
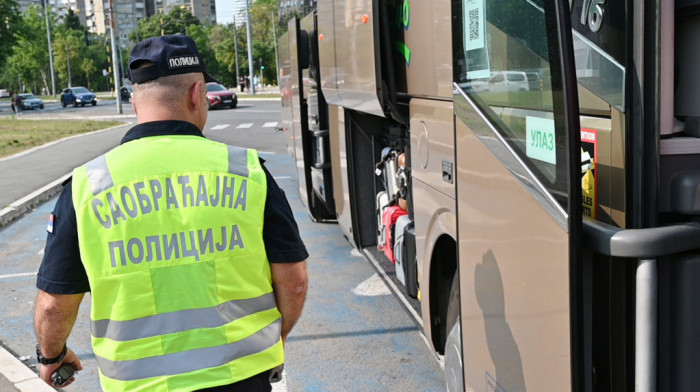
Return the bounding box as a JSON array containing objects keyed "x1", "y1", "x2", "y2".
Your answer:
[{"x1": 454, "y1": 0, "x2": 568, "y2": 205}]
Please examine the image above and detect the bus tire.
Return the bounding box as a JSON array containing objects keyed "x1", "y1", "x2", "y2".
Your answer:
[{"x1": 445, "y1": 275, "x2": 463, "y2": 392}]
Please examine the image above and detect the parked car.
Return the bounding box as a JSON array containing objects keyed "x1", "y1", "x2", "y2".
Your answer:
[
  {"x1": 17, "y1": 93, "x2": 44, "y2": 109},
  {"x1": 456, "y1": 74, "x2": 489, "y2": 92},
  {"x1": 0, "y1": 89, "x2": 9, "y2": 98},
  {"x1": 477, "y1": 71, "x2": 531, "y2": 92},
  {"x1": 60, "y1": 86, "x2": 97, "y2": 107},
  {"x1": 525, "y1": 71, "x2": 543, "y2": 91},
  {"x1": 205, "y1": 82, "x2": 237, "y2": 109},
  {"x1": 120, "y1": 85, "x2": 133, "y2": 102}
]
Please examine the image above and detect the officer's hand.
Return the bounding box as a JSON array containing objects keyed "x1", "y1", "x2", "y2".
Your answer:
[{"x1": 39, "y1": 348, "x2": 83, "y2": 388}]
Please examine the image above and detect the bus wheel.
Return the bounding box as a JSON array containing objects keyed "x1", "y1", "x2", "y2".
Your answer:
[{"x1": 445, "y1": 275, "x2": 463, "y2": 392}]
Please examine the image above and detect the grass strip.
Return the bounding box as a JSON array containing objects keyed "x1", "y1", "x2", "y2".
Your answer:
[{"x1": 0, "y1": 118, "x2": 123, "y2": 158}]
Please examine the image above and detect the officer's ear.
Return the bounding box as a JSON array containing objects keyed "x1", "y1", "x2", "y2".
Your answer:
[
  {"x1": 190, "y1": 80, "x2": 205, "y2": 112},
  {"x1": 131, "y1": 92, "x2": 138, "y2": 114}
]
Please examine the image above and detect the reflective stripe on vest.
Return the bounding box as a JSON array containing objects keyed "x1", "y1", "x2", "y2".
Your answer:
[
  {"x1": 96, "y1": 319, "x2": 282, "y2": 381},
  {"x1": 85, "y1": 155, "x2": 114, "y2": 195},
  {"x1": 91, "y1": 292, "x2": 276, "y2": 341}
]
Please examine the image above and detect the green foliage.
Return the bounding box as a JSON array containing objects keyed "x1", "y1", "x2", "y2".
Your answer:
[
  {"x1": 53, "y1": 29, "x2": 87, "y2": 87},
  {"x1": 208, "y1": 24, "x2": 241, "y2": 87},
  {"x1": 0, "y1": 0, "x2": 21, "y2": 73},
  {"x1": 63, "y1": 9, "x2": 85, "y2": 33},
  {"x1": 129, "y1": 8, "x2": 201, "y2": 42},
  {"x1": 6, "y1": 6, "x2": 50, "y2": 93},
  {"x1": 248, "y1": 0, "x2": 280, "y2": 85},
  {"x1": 1, "y1": 2, "x2": 285, "y2": 92}
]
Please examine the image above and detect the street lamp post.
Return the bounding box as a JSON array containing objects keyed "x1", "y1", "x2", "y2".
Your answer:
[
  {"x1": 271, "y1": 11, "x2": 279, "y2": 87},
  {"x1": 233, "y1": 15, "x2": 240, "y2": 90},
  {"x1": 245, "y1": 0, "x2": 255, "y2": 95},
  {"x1": 43, "y1": 0, "x2": 56, "y2": 96},
  {"x1": 65, "y1": 42, "x2": 72, "y2": 87},
  {"x1": 108, "y1": 0, "x2": 122, "y2": 114}
]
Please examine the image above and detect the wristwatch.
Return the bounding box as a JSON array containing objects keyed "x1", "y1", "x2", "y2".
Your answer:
[{"x1": 36, "y1": 344, "x2": 67, "y2": 365}]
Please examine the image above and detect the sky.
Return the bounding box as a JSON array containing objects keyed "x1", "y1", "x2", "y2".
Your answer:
[{"x1": 215, "y1": 0, "x2": 246, "y2": 26}]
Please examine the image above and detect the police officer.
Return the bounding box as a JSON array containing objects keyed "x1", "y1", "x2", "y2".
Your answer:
[{"x1": 34, "y1": 35, "x2": 309, "y2": 391}]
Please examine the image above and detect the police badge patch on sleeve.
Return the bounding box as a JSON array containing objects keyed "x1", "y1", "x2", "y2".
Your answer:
[{"x1": 47, "y1": 213, "x2": 55, "y2": 234}]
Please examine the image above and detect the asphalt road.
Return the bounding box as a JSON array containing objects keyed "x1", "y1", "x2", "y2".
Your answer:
[{"x1": 0, "y1": 99, "x2": 446, "y2": 391}]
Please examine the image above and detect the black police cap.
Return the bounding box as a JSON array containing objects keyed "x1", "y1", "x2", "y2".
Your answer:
[{"x1": 128, "y1": 35, "x2": 220, "y2": 84}]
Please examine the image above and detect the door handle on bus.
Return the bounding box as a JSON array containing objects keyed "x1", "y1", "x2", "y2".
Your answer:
[{"x1": 583, "y1": 218, "x2": 700, "y2": 258}]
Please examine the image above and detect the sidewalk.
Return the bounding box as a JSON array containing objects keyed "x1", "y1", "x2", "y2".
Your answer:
[
  {"x1": 0, "y1": 122, "x2": 133, "y2": 390},
  {"x1": 0, "y1": 345, "x2": 52, "y2": 391},
  {"x1": 0, "y1": 123, "x2": 131, "y2": 226}
]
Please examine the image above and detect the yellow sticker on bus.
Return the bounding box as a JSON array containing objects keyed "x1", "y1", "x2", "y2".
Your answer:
[{"x1": 581, "y1": 128, "x2": 598, "y2": 219}]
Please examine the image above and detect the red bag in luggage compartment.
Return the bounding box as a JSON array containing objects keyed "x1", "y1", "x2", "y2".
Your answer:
[{"x1": 381, "y1": 206, "x2": 408, "y2": 263}]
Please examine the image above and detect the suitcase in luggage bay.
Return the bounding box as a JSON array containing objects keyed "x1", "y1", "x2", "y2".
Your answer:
[{"x1": 382, "y1": 205, "x2": 407, "y2": 263}]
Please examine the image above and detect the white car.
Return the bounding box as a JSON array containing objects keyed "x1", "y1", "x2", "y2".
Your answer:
[
  {"x1": 0, "y1": 89, "x2": 9, "y2": 98},
  {"x1": 480, "y1": 71, "x2": 531, "y2": 92}
]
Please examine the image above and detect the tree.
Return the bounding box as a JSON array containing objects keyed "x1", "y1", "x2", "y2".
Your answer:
[
  {"x1": 6, "y1": 6, "x2": 51, "y2": 94},
  {"x1": 0, "y1": 0, "x2": 21, "y2": 75},
  {"x1": 187, "y1": 24, "x2": 221, "y2": 82},
  {"x1": 209, "y1": 25, "x2": 239, "y2": 87},
  {"x1": 249, "y1": 0, "x2": 280, "y2": 85},
  {"x1": 53, "y1": 28, "x2": 88, "y2": 87},
  {"x1": 63, "y1": 9, "x2": 85, "y2": 33},
  {"x1": 129, "y1": 8, "x2": 201, "y2": 42},
  {"x1": 81, "y1": 57, "x2": 96, "y2": 90}
]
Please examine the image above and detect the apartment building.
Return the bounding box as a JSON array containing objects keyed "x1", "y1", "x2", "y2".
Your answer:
[{"x1": 18, "y1": 0, "x2": 216, "y2": 48}]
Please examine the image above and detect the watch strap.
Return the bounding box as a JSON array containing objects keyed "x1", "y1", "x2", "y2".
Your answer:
[{"x1": 36, "y1": 344, "x2": 67, "y2": 365}]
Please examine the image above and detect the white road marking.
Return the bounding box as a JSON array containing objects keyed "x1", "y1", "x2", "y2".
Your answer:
[
  {"x1": 0, "y1": 272, "x2": 36, "y2": 280},
  {"x1": 210, "y1": 124, "x2": 230, "y2": 130},
  {"x1": 263, "y1": 122, "x2": 278, "y2": 128},
  {"x1": 273, "y1": 176, "x2": 291, "y2": 180},
  {"x1": 37, "y1": 248, "x2": 44, "y2": 255},
  {"x1": 237, "y1": 123, "x2": 253, "y2": 129},
  {"x1": 352, "y1": 273, "x2": 391, "y2": 296}
]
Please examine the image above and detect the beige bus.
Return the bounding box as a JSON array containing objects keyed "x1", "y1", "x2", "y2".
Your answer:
[{"x1": 279, "y1": 0, "x2": 700, "y2": 390}]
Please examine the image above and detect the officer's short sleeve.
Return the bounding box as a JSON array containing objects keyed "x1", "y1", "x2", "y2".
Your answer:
[
  {"x1": 36, "y1": 180, "x2": 91, "y2": 294},
  {"x1": 261, "y1": 163, "x2": 309, "y2": 263}
]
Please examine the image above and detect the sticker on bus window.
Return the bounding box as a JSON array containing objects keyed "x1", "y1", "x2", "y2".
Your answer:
[
  {"x1": 463, "y1": 0, "x2": 490, "y2": 79},
  {"x1": 581, "y1": 128, "x2": 598, "y2": 219},
  {"x1": 525, "y1": 116, "x2": 556, "y2": 164}
]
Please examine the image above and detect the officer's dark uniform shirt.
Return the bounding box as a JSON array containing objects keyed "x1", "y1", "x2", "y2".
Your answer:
[{"x1": 37, "y1": 121, "x2": 308, "y2": 391}]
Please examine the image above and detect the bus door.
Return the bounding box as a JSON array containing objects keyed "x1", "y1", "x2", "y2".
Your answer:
[
  {"x1": 288, "y1": 15, "x2": 336, "y2": 222},
  {"x1": 449, "y1": 0, "x2": 583, "y2": 390}
]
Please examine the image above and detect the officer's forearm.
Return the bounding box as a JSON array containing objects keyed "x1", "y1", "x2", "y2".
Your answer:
[
  {"x1": 270, "y1": 261, "x2": 308, "y2": 342},
  {"x1": 34, "y1": 290, "x2": 84, "y2": 357}
]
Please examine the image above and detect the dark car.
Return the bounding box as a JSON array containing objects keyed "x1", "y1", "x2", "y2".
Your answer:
[
  {"x1": 205, "y1": 83, "x2": 237, "y2": 109},
  {"x1": 120, "y1": 85, "x2": 133, "y2": 102},
  {"x1": 61, "y1": 86, "x2": 97, "y2": 107},
  {"x1": 17, "y1": 93, "x2": 44, "y2": 109}
]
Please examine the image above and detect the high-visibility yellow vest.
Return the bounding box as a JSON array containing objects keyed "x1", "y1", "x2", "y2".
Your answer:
[{"x1": 72, "y1": 135, "x2": 283, "y2": 392}]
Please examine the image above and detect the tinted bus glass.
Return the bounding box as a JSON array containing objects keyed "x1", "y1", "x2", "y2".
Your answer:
[{"x1": 453, "y1": 0, "x2": 569, "y2": 205}]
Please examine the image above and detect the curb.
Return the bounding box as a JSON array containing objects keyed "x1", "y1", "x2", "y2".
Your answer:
[
  {"x1": 0, "y1": 346, "x2": 53, "y2": 392},
  {"x1": 0, "y1": 122, "x2": 130, "y2": 230},
  {"x1": 0, "y1": 174, "x2": 70, "y2": 230}
]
